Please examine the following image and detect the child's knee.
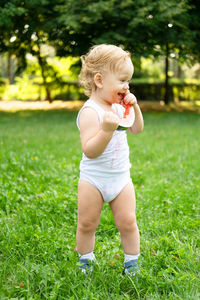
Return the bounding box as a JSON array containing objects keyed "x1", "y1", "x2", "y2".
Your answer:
[
  {"x1": 78, "y1": 217, "x2": 99, "y2": 233},
  {"x1": 116, "y1": 214, "x2": 137, "y2": 233}
]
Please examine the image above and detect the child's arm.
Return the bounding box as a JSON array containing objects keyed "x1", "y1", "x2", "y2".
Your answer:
[
  {"x1": 79, "y1": 107, "x2": 119, "y2": 158},
  {"x1": 128, "y1": 103, "x2": 144, "y2": 134}
]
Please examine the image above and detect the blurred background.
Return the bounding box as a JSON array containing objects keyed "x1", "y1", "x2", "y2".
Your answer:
[{"x1": 0, "y1": 0, "x2": 200, "y2": 105}]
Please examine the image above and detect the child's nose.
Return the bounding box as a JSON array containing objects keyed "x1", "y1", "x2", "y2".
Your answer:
[{"x1": 123, "y1": 82, "x2": 129, "y2": 90}]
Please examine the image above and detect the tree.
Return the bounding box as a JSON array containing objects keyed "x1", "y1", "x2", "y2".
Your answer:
[
  {"x1": 142, "y1": 0, "x2": 193, "y2": 104},
  {"x1": 52, "y1": 0, "x2": 194, "y2": 104},
  {"x1": 183, "y1": 0, "x2": 200, "y2": 63},
  {"x1": 0, "y1": 1, "x2": 25, "y2": 83},
  {"x1": 0, "y1": 0, "x2": 65, "y2": 101},
  {"x1": 0, "y1": 0, "x2": 199, "y2": 103}
]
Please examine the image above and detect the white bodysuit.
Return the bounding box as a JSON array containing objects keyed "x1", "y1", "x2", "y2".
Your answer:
[{"x1": 76, "y1": 99, "x2": 132, "y2": 203}]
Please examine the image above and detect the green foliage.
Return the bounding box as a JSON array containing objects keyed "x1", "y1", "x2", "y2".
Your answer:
[
  {"x1": 52, "y1": 0, "x2": 197, "y2": 60},
  {"x1": 2, "y1": 56, "x2": 84, "y2": 101},
  {"x1": 0, "y1": 77, "x2": 6, "y2": 98},
  {"x1": 130, "y1": 80, "x2": 200, "y2": 102},
  {"x1": 3, "y1": 78, "x2": 200, "y2": 102},
  {"x1": 0, "y1": 0, "x2": 199, "y2": 63},
  {"x1": 0, "y1": 110, "x2": 199, "y2": 298},
  {"x1": 0, "y1": 0, "x2": 67, "y2": 100},
  {"x1": 0, "y1": 0, "x2": 200, "y2": 102}
]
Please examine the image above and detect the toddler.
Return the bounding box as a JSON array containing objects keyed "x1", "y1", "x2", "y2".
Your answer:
[{"x1": 76, "y1": 44, "x2": 144, "y2": 275}]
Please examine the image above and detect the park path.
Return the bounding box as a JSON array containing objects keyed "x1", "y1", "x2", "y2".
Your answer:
[
  {"x1": 0, "y1": 100, "x2": 199, "y2": 113},
  {"x1": 0, "y1": 100, "x2": 83, "y2": 112}
]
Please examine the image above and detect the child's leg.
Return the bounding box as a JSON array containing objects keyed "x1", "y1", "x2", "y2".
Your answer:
[
  {"x1": 109, "y1": 181, "x2": 140, "y2": 255},
  {"x1": 76, "y1": 180, "x2": 103, "y2": 255}
]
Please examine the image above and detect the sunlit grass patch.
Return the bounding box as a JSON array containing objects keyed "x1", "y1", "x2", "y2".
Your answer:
[{"x1": 0, "y1": 110, "x2": 199, "y2": 299}]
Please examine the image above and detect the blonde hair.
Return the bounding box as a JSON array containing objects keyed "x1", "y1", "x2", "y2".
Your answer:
[{"x1": 79, "y1": 44, "x2": 131, "y2": 97}]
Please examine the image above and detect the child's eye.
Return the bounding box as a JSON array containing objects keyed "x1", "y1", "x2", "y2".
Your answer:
[{"x1": 121, "y1": 80, "x2": 129, "y2": 83}]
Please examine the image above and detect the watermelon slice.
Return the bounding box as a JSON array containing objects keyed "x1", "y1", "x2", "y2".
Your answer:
[
  {"x1": 123, "y1": 103, "x2": 131, "y2": 118},
  {"x1": 117, "y1": 102, "x2": 135, "y2": 130}
]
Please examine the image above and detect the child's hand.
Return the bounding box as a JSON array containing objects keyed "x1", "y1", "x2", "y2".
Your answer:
[
  {"x1": 123, "y1": 91, "x2": 137, "y2": 106},
  {"x1": 102, "y1": 112, "x2": 119, "y2": 133}
]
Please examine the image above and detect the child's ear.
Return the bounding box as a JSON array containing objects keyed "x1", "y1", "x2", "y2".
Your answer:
[{"x1": 94, "y1": 73, "x2": 103, "y2": 88}]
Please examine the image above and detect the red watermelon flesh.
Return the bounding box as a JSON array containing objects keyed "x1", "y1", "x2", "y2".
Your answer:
[{"x1": 117, "y1": 101, "x2": 135, "y2": 130}]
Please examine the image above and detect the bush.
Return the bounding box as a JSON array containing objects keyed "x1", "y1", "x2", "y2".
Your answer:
[
  {"x1": 130, "y1": 79, "x2": 200, "y2": 102},
  {"x1": 0, "y1": 78, "x2": 6, "y2": 100}
]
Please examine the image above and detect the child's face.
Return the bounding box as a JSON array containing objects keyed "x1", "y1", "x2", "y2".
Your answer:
[{"x1": 100, "y1": 58, "x2": 134, "y2": 104}]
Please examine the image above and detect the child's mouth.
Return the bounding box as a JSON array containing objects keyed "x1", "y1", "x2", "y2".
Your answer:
[{"x1": 117, "y1": 93, "x2": 125, "y2": 101}]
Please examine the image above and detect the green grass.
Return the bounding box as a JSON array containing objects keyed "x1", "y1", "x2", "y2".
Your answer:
[{"x1": 0, "y1": 110, "x2": 199, "y2": 299}]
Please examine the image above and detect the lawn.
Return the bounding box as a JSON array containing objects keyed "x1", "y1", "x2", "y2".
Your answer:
[{"x1": 0, "y1": 109, "x2": 199, "y2": 299}]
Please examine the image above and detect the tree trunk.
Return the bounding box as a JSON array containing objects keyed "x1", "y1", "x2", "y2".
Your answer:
[
  {"x1": 177, "y1": 64, "x2": 182, "y2": 79},
  {"x1": 7, "y1": 54, "x2": 11, "y2": 84},
  {"x1": 37, "y1": 48, "x2": 52, "y2": 103},
  {"x1": 46, "y1": 87, "x2": 52, "y2": 103},
  {"x1": 164, "y1": 43, "x2": 169, "y2": 105}
]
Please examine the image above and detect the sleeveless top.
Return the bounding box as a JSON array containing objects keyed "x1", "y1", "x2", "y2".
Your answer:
[{"x1": 76, "y1": 99, "x2": 131, "y2": 174}]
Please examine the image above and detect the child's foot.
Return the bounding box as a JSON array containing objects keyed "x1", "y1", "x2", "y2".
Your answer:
[
  {"x1": 79, "y1": 258, "x2": 94, "y2": 274},
  {"x1": 123, "y1": 259, "x2": 139, "y2": 276}
]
